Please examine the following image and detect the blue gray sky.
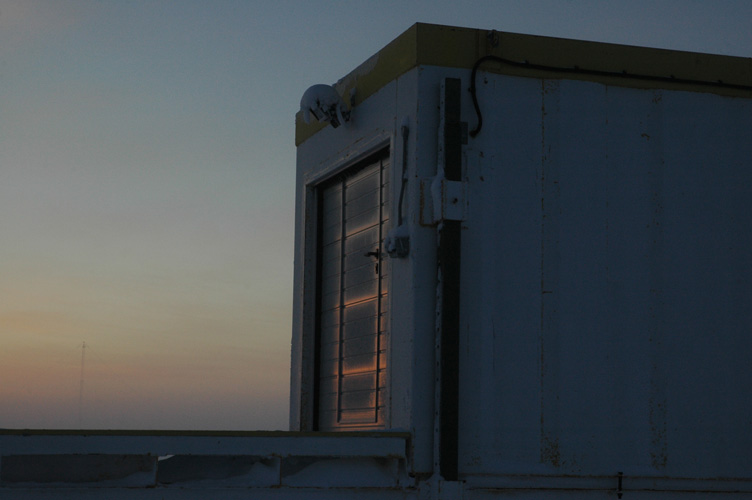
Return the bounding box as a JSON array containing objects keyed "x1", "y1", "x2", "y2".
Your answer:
[{"x1": 1, "y1": 0, "x2": 750, "y2": 430}]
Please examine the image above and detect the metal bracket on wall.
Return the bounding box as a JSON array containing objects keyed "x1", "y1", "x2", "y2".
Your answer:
[{"x1": 420, "y1": 178, "x2": 467, "y2": 225}]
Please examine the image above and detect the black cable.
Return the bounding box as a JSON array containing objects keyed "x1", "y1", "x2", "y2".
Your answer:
[{"x1": 469, "y1": 54, "x2": 752, "y2": 137}]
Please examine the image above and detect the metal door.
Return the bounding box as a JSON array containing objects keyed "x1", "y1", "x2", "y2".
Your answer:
[{"x1": 316, "y1": 151, "x2": 389, "y2": 430}]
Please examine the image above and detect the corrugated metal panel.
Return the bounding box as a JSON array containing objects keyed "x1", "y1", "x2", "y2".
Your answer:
[{"x1": 317, "y1": 152, "x2": 390, "y2": 431}]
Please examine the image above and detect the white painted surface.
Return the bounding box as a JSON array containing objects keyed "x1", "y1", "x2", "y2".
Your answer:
[
  {"x1": 291, "y1": 68, "x2": 443, "y2": 475},
  {"x1": 290, "y1": 77, "x2": 402, "y2": 433},
  {"x1": 458, "y1": 72, "x2": 752, "y2": 479},
  {"x1": 293, "y1": 60, "x2": 752, "y2": 492}
]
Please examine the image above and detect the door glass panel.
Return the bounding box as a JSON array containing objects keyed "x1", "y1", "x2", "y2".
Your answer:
[{"x1": 316, "y1": 151, "x2": 389, "y2": 430}]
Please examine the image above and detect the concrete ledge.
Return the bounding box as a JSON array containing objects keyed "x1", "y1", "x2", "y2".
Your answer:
[
  {"x1": 0, "y1": 430, "x2": 409, "y2": 457},
  {"x1": 0, "y1": 431, "x2": 411, "y2": 492}
]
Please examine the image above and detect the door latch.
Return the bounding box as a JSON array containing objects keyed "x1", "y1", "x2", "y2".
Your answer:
[{"x1": 364, "y1": 248, "x2": 380, "y2": 274}]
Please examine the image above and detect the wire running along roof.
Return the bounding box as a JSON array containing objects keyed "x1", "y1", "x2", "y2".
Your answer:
[{"x1": 296, "y1": 23, "x2": 752, "y2": 145}]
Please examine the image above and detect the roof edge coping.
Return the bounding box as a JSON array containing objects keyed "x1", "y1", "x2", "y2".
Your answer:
[{"x1": 296, "y1": 23, "x2": 751, "y2": 146}]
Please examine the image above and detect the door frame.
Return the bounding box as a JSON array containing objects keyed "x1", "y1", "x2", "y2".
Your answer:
[{"x1": 297, "y1": 139, "x2": 393, "y2": 432}]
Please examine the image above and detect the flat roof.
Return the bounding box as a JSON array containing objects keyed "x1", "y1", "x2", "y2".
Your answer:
[{"x1": 296, "y1": 23, "x2": 751, "y2": 145}]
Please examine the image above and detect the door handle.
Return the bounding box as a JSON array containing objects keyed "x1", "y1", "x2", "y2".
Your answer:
[{"x1": 364, "y1": 248, "x2": 380, "y2": 274}]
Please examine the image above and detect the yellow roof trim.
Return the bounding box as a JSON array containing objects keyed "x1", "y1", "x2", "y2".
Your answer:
[{"x1": 296, "y1": 23, "x2": 752, "y2": 146}]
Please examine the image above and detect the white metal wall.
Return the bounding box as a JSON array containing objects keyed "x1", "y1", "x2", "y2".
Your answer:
[
  {"x1": 293, "y1": 61, "x2": 752, "y2": 486},
  {"x1": 459, "y1": 72, "x2": 752, "y2": 479},
  {"x1": 291, "y1": 67, "x2": 440, "y2": 473}
]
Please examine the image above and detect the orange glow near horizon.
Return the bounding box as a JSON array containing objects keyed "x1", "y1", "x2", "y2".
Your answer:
[{"x1": 0, "y1": 275, "x2": 292, "y2": 430}]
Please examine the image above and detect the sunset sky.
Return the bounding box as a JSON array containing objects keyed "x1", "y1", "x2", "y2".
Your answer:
[{"x1": 1, "y1": 0, "x2": 750, "y2": 430}]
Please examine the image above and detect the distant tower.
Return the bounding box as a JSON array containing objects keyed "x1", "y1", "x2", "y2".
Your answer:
[{"x1": 78, "y1": 341, "x2": 86, "y2": 427}]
